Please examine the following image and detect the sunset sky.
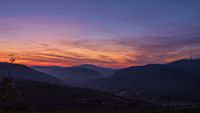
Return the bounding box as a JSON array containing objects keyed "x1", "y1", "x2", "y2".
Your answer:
[{"x1": 0, "y1": 0, "x2": 200, "y2": 68}]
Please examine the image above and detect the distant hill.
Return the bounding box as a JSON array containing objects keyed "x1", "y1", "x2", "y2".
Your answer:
[
  {"x1": 32, "y1": 66, "x2": 63, "y2": 70},
  {"x1": 8, "y1": 59, "x2": 200, "y2": 105},
  {"x1": 32, "y1": 66, "x2": 63, "y2": 78},
  {"x1": 89, "y1": 59, "x2": 200, "y2": 105},
  {"x1": 0, "y1": 63, "x2": 64, "y2": 85},
  {"x1": 77, "y1": 64, "x2": 117, "y2": 77},
  {"x1": 32, "y1": 66, "x2": 103, "y2": 86},
  {"x1": 167, "y1": 59, "x2": 200, "y2": 81}
]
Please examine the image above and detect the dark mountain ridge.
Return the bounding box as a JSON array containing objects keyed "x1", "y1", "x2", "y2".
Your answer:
[
  {"x1": 32, "y1": 66, "x2": 104, "y2": 86},
  {"x1": 0, "y1": 62, "x2": 64, "y2": 85},
  {"x1": 88, "y1": 59, "x2": 200, "y2": 104},
  {"x1": 76, "y1": 64, "x2": 117, "y2": 76}
]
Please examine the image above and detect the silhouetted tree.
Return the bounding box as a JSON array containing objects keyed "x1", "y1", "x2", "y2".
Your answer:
[
  {"x1": 0, "y1": 53, "x2": 16, "y2": 109},
  {"x1": 6, "y1": 53, "x2": 16, "y2": 77},
  {"x1": 1, "y1": 53, "x2": 16, "y2": 90}
]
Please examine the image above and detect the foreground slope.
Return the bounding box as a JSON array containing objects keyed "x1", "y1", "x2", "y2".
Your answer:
[{"x1": 0, "y1": 80, "x2": 155, "y2": 112}]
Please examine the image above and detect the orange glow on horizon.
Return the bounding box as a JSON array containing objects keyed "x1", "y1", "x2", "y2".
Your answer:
[{"x1": 1, "y1": 19, "x2": 199, "y2": 68}]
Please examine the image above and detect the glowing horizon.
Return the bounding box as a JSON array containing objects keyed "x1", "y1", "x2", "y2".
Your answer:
[{"x1": 0, "y1": 0, "x2": 200, "y2": 68}]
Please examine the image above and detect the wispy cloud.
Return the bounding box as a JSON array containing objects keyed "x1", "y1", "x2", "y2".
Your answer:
[
  {"x1": 110, "y1": 26, "x2": 200, "y2": 65},
  {"x1": 0, "y1": 9, "x2": 200, "y2": 68}
]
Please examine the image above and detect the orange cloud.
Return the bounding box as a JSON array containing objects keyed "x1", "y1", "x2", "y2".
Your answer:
[{"x1": 1, "y1": 19, "x2": 200, "y2": 68}]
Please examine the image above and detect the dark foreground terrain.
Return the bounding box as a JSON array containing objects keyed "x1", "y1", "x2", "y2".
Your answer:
[
  {"x1": 0, "y1": 79, "x2": 154, "y2": 113},
  {"x1": 0, "y1": 80, "x2": 200, "y2": 113}
]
